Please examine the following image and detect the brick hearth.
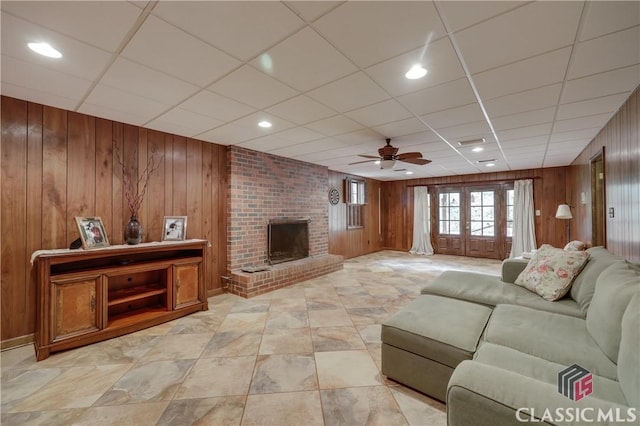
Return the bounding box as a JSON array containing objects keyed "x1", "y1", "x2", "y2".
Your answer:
[{"x1": 227, "y1": 146, "x2": 343, "y2": 297}]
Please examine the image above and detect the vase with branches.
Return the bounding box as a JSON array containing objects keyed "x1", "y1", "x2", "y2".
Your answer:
[{"x1": 113, "y1": 140, "x2": 163, "y2": 244}]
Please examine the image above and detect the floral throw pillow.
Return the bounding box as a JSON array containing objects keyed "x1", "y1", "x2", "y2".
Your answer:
[
  {"x1": 564, "y1": 240, "x2": 586, "y2": 251},
  {"x1": 515, "y1": 244, "x2": 590, "y2": 301}
]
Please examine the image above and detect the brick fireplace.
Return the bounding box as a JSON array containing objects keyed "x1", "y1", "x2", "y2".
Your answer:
[{"x1": 226, "y1": 146, "x2": 343, "y2": 297}]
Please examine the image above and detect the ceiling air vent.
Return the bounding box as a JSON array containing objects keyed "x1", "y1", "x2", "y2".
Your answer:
[
  {"x1": 477, "y1": 158, "x2": 496, "y2": 163},
  {"x1": 458, "y1": 137, "x2": 485, "y2": 147}
]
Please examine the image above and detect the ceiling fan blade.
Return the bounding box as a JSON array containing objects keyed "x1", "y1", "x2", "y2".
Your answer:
[
  {"x1": 358, "y1": 154, "x2": 381, "y2": 159},
  {"x1": 399, "y1": 157, "x2": 432, "y2": 165},
  {"x1": 395, "y1": 152, "x2": 423, "y2": 160},
  {"x1": 348, "y1": 159, "x2": 380, "y2": 165}
]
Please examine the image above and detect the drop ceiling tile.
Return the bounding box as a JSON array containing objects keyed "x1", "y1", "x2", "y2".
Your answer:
[
  {"x1": 492, "y1": 107, "x2": 555, "y2": 131},
  {"x1": 1, "y1": 81, "x2": 78, "y2": 111},
  {"x1": 1, "y1": 54, "x2": 92, "y2": 105},
  {"x1": 334, "y1": 129, "x2": 389, "y2": 146},
  {"x1": 553, "y1": 113, "x2": 612, "y2": 134},
  {"x1": 121, "y1": 15, "x2": 241, "y2": 87},
  {"x1": 284, "y1": 1, "x2": 342, "y2": 22},
  {"x1": 197, "y1": 112, "x2": 295, "y2": 145},
  {"x1": 101, "y1": 58, "x2": 199, "y2": 105},
  {"x1": 436, "y1": 121, "x2": 490, "y2": 141},
  {"x1": 314, "y1": 1, "x2": 446, "y2": 68},
  {"x1": 305, "y1": 115, "x2": 364, "y2": 136},
  {"x1": 550, "y1": 128, "x2": 600, "y2": 144},
  {"x1": 208, "y1": 65, "x2": 299, "y2": 109},
  {"x1": 365, "y1": 37, "x2": 465, "y2": 96},
  {"x1": 562, "y1": 65, "x2": 640, "y2": 104},
  {"x1": 345, "y1": 99, "x2": 412, "y2": 128},
  {"x1": 473, "y1": 47, "x2": 572, "y2": 100},
  {"x1": 398, "y1": 78, "x2": 476, "y2": 116},
  {"x1": 251, "y1": 27, "x2": 357, "y2": 92},
  {"x1": 500, "y1": 135, "x2": 549, "y2": 148},
  {"x1": 568, "y1": 26, "x2": 640, "y2": 80},
  {"x1": 1, "y1": 12, "x2": 113, "y2": 81},
  {"x1": 580, "y1": 1, "x2": 640, "y2": 41},
  {"x1": 236, "y1": 135, "x2": 297, "y2": 152},
  {"x1": 275, "y1": 127, "x2": 325, "y2": 144},
  {"x1": 556, "y1": 93, "x2": 630, "y2": 121},
  {"x1": 152, "y1": 1, "x2": 304, "y2": 61},
  {"x1": 372, "y1": 118, "x2": 430, "y2": 139},
  {"x1": 146, "y1": 108, "x2": 224, "y2": 137},
  {"x1": 453, "y1": 1, "x2": 581, "y2": 74},
  {"x1": 484, "y1": 84, "x2": 562, "y2": 118},
  {"x1": 307, "y1": 72, "x2": 390, "y2": 113},
  {"x1": 265, "y1": 95, "x2": 336, "y2": 125},
  {"x1": 435, "y1": 1, "x2": 527, "y2": 33},
  {"x1": 390, "y1": 131, "x2": 444, "y2": 149},
  {"x1": 420, "y1": 103, "x2": 485, "y2": 129},
  {"x1": 271, "y1": 137, "x2": 349, "y2": 157},
  {"x1": 179, "y1": 91, "x2": 256, "y2": 122},
  {"x1": 1, "y1": 1, "x2": 141, "y2": 52},
  {"x1": 80, "y1": 83, "x2": 170, "y2": 126},
  {"x1": 497, "y1": 123, "x2": 553, "y2": 142}
]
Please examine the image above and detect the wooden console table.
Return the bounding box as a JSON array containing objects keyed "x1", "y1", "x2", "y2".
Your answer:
[{"x1": 32, "y1": 240, "x2": 208, "y2": 360}]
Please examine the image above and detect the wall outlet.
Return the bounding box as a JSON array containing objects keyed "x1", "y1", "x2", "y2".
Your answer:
[{"x1": 535, "y1": 209, "x2": 541, "y2": 216}]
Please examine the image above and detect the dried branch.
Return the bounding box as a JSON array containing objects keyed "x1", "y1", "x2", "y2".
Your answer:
[{"x1": 113, "y1": 140, "x2": 164, "y2": 217}]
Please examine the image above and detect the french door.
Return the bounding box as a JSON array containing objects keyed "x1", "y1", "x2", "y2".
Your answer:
[{"x1": 433, "y1": 184, "x2": 513, "y2": 259}]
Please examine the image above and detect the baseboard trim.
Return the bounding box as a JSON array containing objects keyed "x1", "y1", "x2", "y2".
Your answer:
[{"x1": 1, "y1": 334, "x2": 34, "y2": 351}]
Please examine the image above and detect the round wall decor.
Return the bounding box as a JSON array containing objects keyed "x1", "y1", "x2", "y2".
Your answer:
[{"x1": 328, "y1": 187, "x2": 340, "y2": 205}]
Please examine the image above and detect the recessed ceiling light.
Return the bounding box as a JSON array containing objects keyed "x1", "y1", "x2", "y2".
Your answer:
[
  {"x1": 405, "y1": 64, "x2": 427, "y2": 80},
  {"x1": 486, "y1": 163, "x2": 496, "y2": 167},
  {"x1": 28, "y1": 42, "x2": 62, "y2": 58},
  {"x1": 374, "y1": 160, "x2": 381, "y2": 165},
  {"x1": 405, "y1": 171, "x2": 414, "y2": 175},
  {"x1": 258, "y1": 120, "x2": 272, "y2": 128},
  {"x1": 472, "y1": 147, "x2": 484, "y2": 152}
]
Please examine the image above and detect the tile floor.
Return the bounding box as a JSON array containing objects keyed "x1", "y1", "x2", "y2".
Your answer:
[{"x1": 1, "y1": 250, "x2": 502, "y2": 425}]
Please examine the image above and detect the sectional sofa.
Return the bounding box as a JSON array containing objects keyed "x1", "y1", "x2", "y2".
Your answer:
[{"x1": 381, "y1": 246, "x2": 639, "y2": 425}]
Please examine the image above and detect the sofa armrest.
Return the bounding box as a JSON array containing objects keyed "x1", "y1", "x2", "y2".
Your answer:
[
  {"x1": 501, "y1": 258, "x2": 529, "y2": 283},
  {"x1": 447, "y1": 361, "x2": 633, "y2": 426}
]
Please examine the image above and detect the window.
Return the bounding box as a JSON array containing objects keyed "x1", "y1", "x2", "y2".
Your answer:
[
  {"x1": 506, "y1": 189, "x2": 514, "y2": 238},
  {"x1": 469, "y1": 191, "x2": 495, "y2": 236},
  {"x1": 346, "y1": 178, "x2": 366, "y2": 229},
  {"x1": 439, "y1": 192, "x2": 460, "y2": 235}
]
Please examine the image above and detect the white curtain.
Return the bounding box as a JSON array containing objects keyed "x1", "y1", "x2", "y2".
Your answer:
[
  {"x1": 410, "y1": 186, "x2": 434, "y2": 255},
  {"x1": 510, "y1": 179, "x2": 537, "y2": 258}
]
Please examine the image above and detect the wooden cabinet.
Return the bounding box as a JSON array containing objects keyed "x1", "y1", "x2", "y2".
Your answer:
[{"x1": 33, "y1": 240, "x2": 208, "y2": 360}]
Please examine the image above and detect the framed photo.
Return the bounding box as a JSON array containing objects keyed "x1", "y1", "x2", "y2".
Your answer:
[
  {"x1": 162, "y1": 216, "x2": 187, "y2": 241},
  {"x1": 75, "y1": 217, "x2": 110, "y2": 249}
]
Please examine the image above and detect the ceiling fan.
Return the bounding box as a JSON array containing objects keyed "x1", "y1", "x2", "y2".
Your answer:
[{"x1": 349, "y1": 138, "x2": 432, "y2": 169}]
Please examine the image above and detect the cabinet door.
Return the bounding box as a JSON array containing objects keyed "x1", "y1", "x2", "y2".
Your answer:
[
  {"x1": 51, "y1": 275, "x2": 102, "y2": 342},
  {"x1": 174, "y1": 263, "x2": 200, "y2": 309}
]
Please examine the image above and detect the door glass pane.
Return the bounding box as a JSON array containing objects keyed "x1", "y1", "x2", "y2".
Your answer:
[
  {"x1": 469, "y1": 190, "x2": 496, "y2": 237},
  {"x1": 439, "y1": 192, "x2": 460, "y2": 235}
]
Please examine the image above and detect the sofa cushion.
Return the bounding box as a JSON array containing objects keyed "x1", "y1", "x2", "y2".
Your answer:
[
  {"x1": 586, "y1": 260, "x2": 640, "y2": 362},
  {"x1": 484, "y1": 304, "x2": 618, "y2": 380},
  {"x1": 514, "y1": 244, "x2": 590, "y2": 301},
  {"x1": 422, "y1": 270, "x2": 584, "y2": 317},
  {"x1": 570, "y1": 247, "x2": 623, "y2": 314},
  {"x1": 474, "y1": 342, "x2": 629, "y2": 406},
  {"x1": 381, "y1": 295, "x2": 492, "y2": 368},
  {"x1": 563, "y1": 240, "x2": 586, "y2": 251},
  {"x1": 618, "y1": 292, "x2": 640, "y2": 411}
]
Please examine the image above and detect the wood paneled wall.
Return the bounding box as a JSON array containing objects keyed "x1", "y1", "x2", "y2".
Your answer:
[
  {"x1": 328, "y1": 170, "x2": 382, "y2": 259},
  {"x1": 380, "y1": 167, "x2": 569, "y2": 252},
  {"x1": 1, "y1": 96, "x2": 228, "y2": 345},
  {"x1": 568, "y1": 87, "x2": 640, "y2": 262}
]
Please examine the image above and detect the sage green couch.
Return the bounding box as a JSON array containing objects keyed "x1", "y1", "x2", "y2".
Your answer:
[{"x1": 381, "y1": 247, "x2": 640, "y2": 425}]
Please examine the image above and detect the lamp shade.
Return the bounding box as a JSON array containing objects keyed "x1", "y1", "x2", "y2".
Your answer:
[
  {"x1": 555, "y1": 204, "x2": 573, "y2": 219},
  {"x1": 380, "y1": 159, "x2": 396, "y2": 170}
]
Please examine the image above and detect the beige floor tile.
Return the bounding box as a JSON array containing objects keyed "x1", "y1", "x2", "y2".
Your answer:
[
  {"x1": 75, "y1": 401, "x2": 169, "y2": 425},
  {"x1": 241, "y1": 391, "x2": 324, "y2": 426},
  {"x1": 259, "y1": 328, "x2": 313, "y2": 355},
  {"x1": 201, "y1": 331, "x2": 262, "y2": 357},
  {"x1": 175, "y1": 356, "x2": 255, "y2": 399},
  {"x1": 217, "y1": 313, "x2": 268, "y2": 333},
  {"x1": 308, "y1": 308, "x2": 353, "y2": 327},
  {"x1": 268, "y1": 297, "x2": 307, "y2": 312},
  {"x1": 264, "y1": 309, "x2": 309, "y2": 329},
  {"x1": 321, "y1": 386, "x2": 408, "y2": 426},
  {"x1": 249, "y1": 354, "x2": 318, "y2": 394},
  {"x1": 315, "y1": 350, "x2": 382, "y2": 389},
  {"x1": 157, "y1": 396, "x2": 246, "y2": 426},
  {"x1": 390, "y1": 386, "x2": 446, "y2": 426},
  {"x1": 142, "y1": 333, "x2": 212, "y2": 361},
  {"x1": 311, "y1": 326, "x2": 366, "y2": 352}
]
